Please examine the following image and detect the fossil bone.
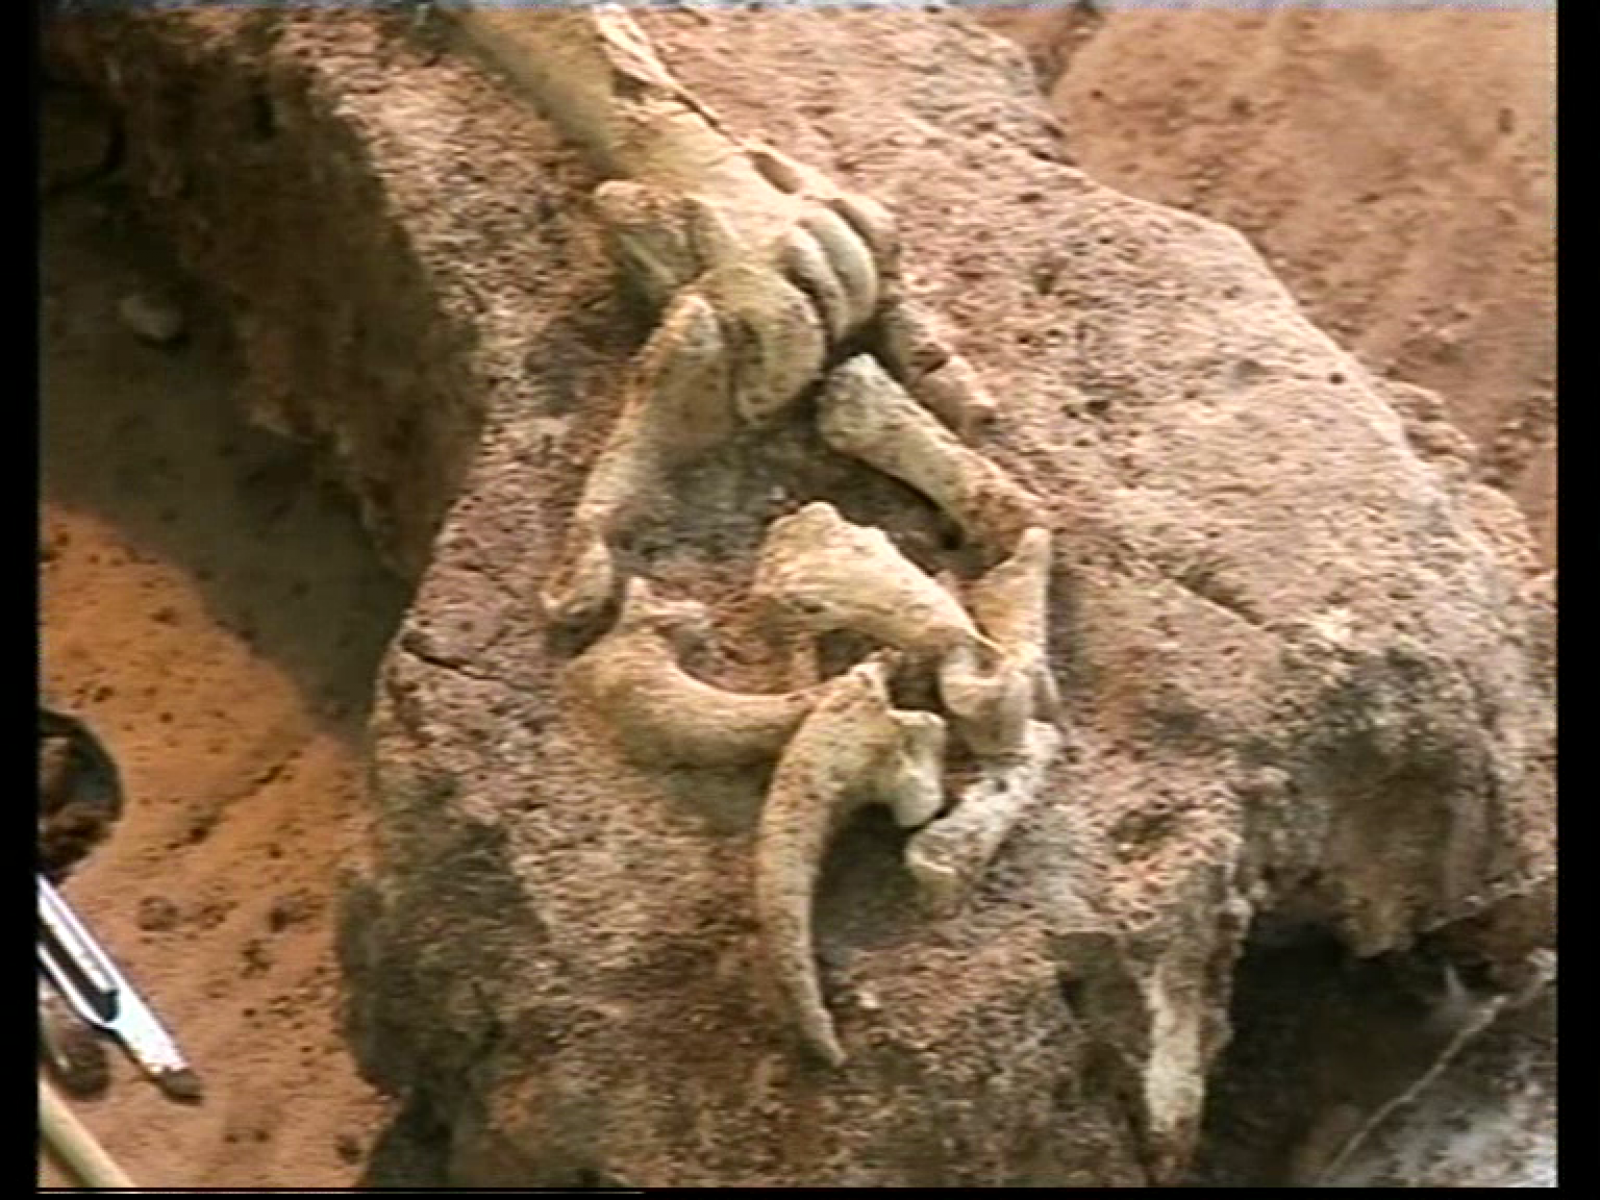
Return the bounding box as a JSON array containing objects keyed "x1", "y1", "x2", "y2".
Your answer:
[
  {"x1": 818, "y1": 355, "x2": 1042, "y2": 554},
  {"x1": 967, "y1": 525, "x2": 1062, "y2": 727},
  {"x1": 876, "y1": 290, "x2": 999, "y2": 436},
  {"x1": 752, "y1": 502, "x2": 979, "y2": 657},
  {"x1": 753, "y1": 502, "x2": 1044, "y2": 755},
  {"x1": 905, "y1": 720, "x2": 1065, "y2": 915},
  {"x1": 569, "y1": 578, "x2": 820, "y2": 766},
  {"x1": 539, "y1": 291, "x2": 732, "y2": 624},
  {"x1": 755, "y1": 654, "x2": 947, "y2": 1066}
]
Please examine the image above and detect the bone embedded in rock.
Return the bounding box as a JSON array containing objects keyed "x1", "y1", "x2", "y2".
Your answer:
[
  {"x1": 751, "y1": 501, "x2": 978, "y2": 657},
  {"x1": 593, "y1": 180, "x2": 716, "y2": 308},
  {"x1": 936, "y1": 641, "x2": 1035, "y2": 757},
  {"x1": 914, "y1": 354, "x2": 1000, "y2": 439},
  {"x1": 704, "y1": 259, "x2": 828, "y2": 425},
  {"x1": 876, "y1": 294, "x2": 996, "y2": 437},
  {"x1": 755, "y1": 655, "x2": 937, "y2": 1066},
  {"x1": 539, "y1": 291, "x2": 733, "y2": 624},
  {"x1": 570, "y1": 578, "x2": 819, "y2": 766},
  {"x1": 967, "y1": 526, "x2": 1062, "y2": 723},
  {"x1": 818, "y1": 355, "x2": 1041, "y2": 552},
  {"x1": 904, "y1": 719, "x2": 1065, "y2": 915},
  {"x1": 879, "y1": 710, "x2": 949, "y2": 830}
]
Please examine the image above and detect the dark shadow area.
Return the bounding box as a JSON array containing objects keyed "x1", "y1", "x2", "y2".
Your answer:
[
  {"x1": 1183, "y1": 920, "x2": 1531, "y2": 1187},
  {"x1": 41, "y1": 144, "x2": 411, "y2": 732}
]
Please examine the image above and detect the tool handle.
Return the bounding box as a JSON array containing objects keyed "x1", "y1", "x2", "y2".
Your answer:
[{"x1": 38, "y1": 1075, "x2": 137, "y2": 1189}]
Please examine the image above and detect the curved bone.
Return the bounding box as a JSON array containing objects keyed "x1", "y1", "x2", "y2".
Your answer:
[
  {"x1": 569, "y1": 579, "x2": 820, "y2": 766},
  {"x1": 704, "y1": 260, "x2": 829, "y2": 425},
  {"x1": 818, "y1": 355, "x2": 1041, "y2": 553},
  {"x1": 780, "y1": 226, "x2": 854, "y2": 345},
  {"x1": 755, "y1": 655, "x2": 947, "y2": 1066},
  {"x1": 752, "y1": 502, "x2": 1038, "y2": 755},
  {"x1": 797, "y1": 207, "x2": 880, "y2": 335},
  {"x1": 905, "y1": 720, "x2": 1065, "y2": 915},
  {"x1": 540, "y1": 292, "x2": 733, "y2": 624}
]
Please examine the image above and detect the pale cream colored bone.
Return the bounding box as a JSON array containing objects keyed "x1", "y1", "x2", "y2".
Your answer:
[
  {"x1": 569, "y1": 578, "x2": 820, "y2": 766},
  {"x1": 752, "y1": 501, "x2": 979, "y2": 658},
  {"x1": 818, "y1": 355, "x2": 1042, "y2": 553},
  {"x1": 967, "y1": 526, "x2": 1062, "y2": 726},
  {"x1": 540, "y1": 292, "x2": 732, "y2": 624},
  {"x1": 877, "y1": 290, "x2": 998, "y2": 436},
  {"x1": 593, "y1": 180, "x2": 739, "y2": 309},
  {"x1": 905, "y1": 720, "x2": 1064, "y2": 915},
  {"x1": 752, "y1": 502, "x2": 1039, "y2": 756},
  {"x1": 755, "y1": 655, "x2": 947, "y2": 1066}
]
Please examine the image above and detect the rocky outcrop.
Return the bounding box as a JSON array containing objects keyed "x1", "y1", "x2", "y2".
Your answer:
[{"x1": 47, "y1": 3, "x2": 1554, "y2": 1188}]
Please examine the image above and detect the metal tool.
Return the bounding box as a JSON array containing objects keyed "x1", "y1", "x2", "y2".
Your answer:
[{"x1": 37, "y1": 874, "x2": 201, "y2": 1104}]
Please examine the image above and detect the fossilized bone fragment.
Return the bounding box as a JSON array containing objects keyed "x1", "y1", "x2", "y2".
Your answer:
[
  {"x1": 909, "y1": 529, "x2": 1065, "y2": 905},
  {"x1": 818, "y1": 355, "x2": 1043, "y2": 553},
  {"x1": 752, "y1": 502, "x2": 979, "y2": 658},
  {"x1": 569, "y1": 578, "x2": 820, "y2": 766},
  {"x1": 540, "y1": 291, "x2": 733, "y2": 624},
  {"x1": 876, "y1": 290, "x2": 999, "y2": 436},
  {"x1": 967, "y1": 525, "x2": 1062, "y2": 726},
  {"x1": 752, "y1": 502, "x2": 1043, "y2": 755},
  {"x1": 905, "y1": 720, "x2": 1064, "y2": 915},
  {"x1": 755, "y1": 655, "x2": 947, "y2": 1066}
]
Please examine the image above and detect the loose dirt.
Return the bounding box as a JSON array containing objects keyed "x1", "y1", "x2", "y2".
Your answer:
[{"x1": 39, "y1": 151, "x2": 407, "y2": 1186}]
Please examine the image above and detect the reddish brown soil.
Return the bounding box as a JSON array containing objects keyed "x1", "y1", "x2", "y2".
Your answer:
[
  {"x1": 980, "y1": 3, "x2": 1556, "y2": 566},
  {"x1": 39, "y1": 172, "x2": 407, "y2": 1186},
  {"x1": 37, "y1": 7, "x2": 1554, "y2": 1188}
]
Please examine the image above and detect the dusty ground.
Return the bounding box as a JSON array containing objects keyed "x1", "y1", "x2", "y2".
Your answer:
[
  {"x1": 979, "y1": 2, "x2": 1556, "y2": 566},
  {"x1": 38, "y1": 5, "x2": 1555, "y2": 1189},
  {"x1": 39, "y1": 157, "x2": 407, "y2": 1185}
]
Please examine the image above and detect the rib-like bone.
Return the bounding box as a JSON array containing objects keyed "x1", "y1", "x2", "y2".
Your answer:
[
  {"x1": 756, "y1": 655, "x2": 947, "y2": 1066},
  {"x1": 570, "y1": 578, "x2": 819, "y2": 766},
  {"x1": 818, "y1": 355, "x2": 1042, "y2": 553},
  {"x1": 905, "y1": 720, "x2": 1064, "y2": 915}
]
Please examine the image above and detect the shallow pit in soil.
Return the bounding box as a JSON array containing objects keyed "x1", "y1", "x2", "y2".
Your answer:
[{"x1": 39, "y1": 91, "x2": 408, "y2": 1187}]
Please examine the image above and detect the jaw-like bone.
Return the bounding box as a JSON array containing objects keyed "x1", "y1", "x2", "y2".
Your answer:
[
  {"x1": 569, "y1": 578, "x2": 820, "y2": 766},
  {"x1": 752, "y1": 502, "x2": 1041, "y2": 755},
  {"x1": 818, "y1": 355, "x2": 1043, "y2": 555},
  {"x1": 755, "y1": 654, "x2": 947, "y2": 1067}
]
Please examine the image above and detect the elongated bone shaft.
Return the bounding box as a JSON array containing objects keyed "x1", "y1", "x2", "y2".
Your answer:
[
  {"x1": 819, "y1": 355, "x2": 1041, "y2": 553},
  {"x1": 905, "y1": 720, "x2": 1064, "y2": 914},
  {"x1": 571, "y1": 580, "x2": 817, "y2": 765},
  {"x1": 756, "y1": 657, "x2": 946, "y2": 1066},
  {"x1": 752, "y1": 502, "x2": 978, "y2": 656}
]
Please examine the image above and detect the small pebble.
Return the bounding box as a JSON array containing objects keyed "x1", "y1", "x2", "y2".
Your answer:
[
  {"x1": 136, "y1": 895, "x2": 180, "y2": 932},
  {"x1": 117, "y1": 291, "x2": 187, "y2": 346}
]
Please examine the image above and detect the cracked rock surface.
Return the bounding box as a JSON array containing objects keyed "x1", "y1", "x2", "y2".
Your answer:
[{"x1": 49, "y1": 5, "x2": 1554, "y2": 1188}]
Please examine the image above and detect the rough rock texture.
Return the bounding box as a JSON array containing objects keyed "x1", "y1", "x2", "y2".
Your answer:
[{"x1": 47, "y1": 5, "x2": 1555, "y2": 1189}]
